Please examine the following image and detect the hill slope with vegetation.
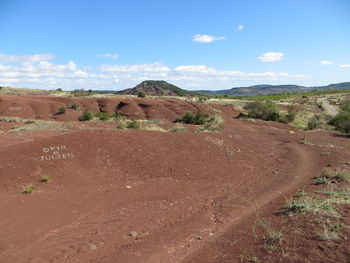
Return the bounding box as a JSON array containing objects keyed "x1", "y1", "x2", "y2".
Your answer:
[
  {"x1": 115, "y1": 80, "x2": 199, "y2": 97},
  {"x1": 198, "y1": 82, "x2": 350, "y2": 96}
]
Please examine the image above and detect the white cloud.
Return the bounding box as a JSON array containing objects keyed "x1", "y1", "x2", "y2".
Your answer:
[
  {"x1": 320, "y1": 60, "x2": 334, "y2": 65},
  {"x1": 173, "y1": 65, "x2": 303, "y2": 79},
  {"x1": 340, "y1": 64, "x2": 350, "y2": 68},
  {"x1": 100, "y1": 62, "x2": 170, "y2": 74},
  {"x1": 236, "y1": 24, "x2": 244, "y2": 31},
  {"x1": 0, "y1": 53, "x2": 307, "y2": 90},
  {"x1": 73, "y1": 70, "x2": 89, "y2": 77},
  {"x1": 97, "y1": 53, "x2": 119, "y2": 59},
  {"x1": 193, "y1": 34, "x2": 225, "y2": 43},
  {"x1": 258, "y1": 52, "x2": 284, "y2": 62},
  {"x1": 174, "y1": 65, "x2": 218, "y2": 75},
  {"x1": 0, "y1": 54, "x2": 55, "y2": 63}
]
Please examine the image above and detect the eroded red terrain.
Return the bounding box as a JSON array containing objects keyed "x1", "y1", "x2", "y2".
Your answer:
[{"x1": 0, "y1": 94, "x2": 349, "y2": 263}]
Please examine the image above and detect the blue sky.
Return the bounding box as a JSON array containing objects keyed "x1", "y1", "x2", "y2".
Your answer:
[{"x1": 0, "y1": 0, "x2": 349, "y2": 90}]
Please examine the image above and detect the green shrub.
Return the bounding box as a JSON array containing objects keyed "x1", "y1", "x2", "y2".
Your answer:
[
  {"x1": 329, "y1": 112, "x2": 350, "y2": 133},
  {"x1": 259, "y1": 219, "x2": 283, "y2": 245},
  {"x1": 117, "y1": 120, "x2": 141, "y2": 129},
  {"x1": 314, "y1": 176, "x2": 329, "y2": 185},
  {"x1": 58, "y1": 107, "x2": 66, "y2": 114},
  {"x1": 331, "y1": 223, "x2": 344, "y2": 232},
  {"x1": 283, "y1": 199, "x2": 308, "y2": 213},
  {"x1": 279, "y1": 112, "x2": 296, "y2": 123},
  {"x1": 195, "y1": 114, "x2": 224, "y2": 132},
  {"x1": 320, "y1": 168, "x2": 350, "y2": 183},
  {"x1": 68, "y1": 103, "x2": 80, "y2": 110},
  {"x1": 317, "y1": 227, "x2": 339, "y2": 241},
  {"x1": 340, "y1": 98, "x2": 350, "y2": 112},
  {"x1": 308, "y1": 115, "x2": 321, "y2": 130},
  {"x1": 137, "y1": 91, "x2": 146, "y2": 98},
  {"x1": 116, "y1": 123, "x2": 125, "y2": 129},
  {"x1": 285, "y1": 104, "x2": 297, "y2": 122},
  {"x1": 294, "y1": 189, "x2": 307, "y2": 197},
  {"x1": 338, "y1": 120, "x2": 350, "y2": 134},
  {"x1": 23, "y1": 184, "x2": 35, "y2": 194},
  {"x1": 71, "y1": 89, "x2": 94, "y2": 97},
  {"x1": 237, "y1": 112, "x2": 249, "y2": 119},
  {"x1": 169, "y1": 126, "x2": 187, "y2": 132},
  {"x1": 243, "y1": 101, "x2": 280, "y2": 121},
  {"x1": 112, "y1": 113, "x2": 124, "y2": 121},
  {"x1": 95, "y1": 112, "x2": 111, "y2": 121},
  {"x1": 40, "y1": 175, "x2": 51, "y2": 183},
  {"x1": 285, "y1": 111, "x2": 296, "y2": 122},
  {"x1": 126, "y1": 120, "x2": 141, "y2": 129},
  {"x1": 307, "y1": 113, "x2": 332, "y2": 130},
  {"x1": 176, "y1": 111, "x2": 210, "y2": 125},
  {"x1": 197, "y1": 96, "x2": 209, "y2": 103},
  {"x1": 79, "y1": 110, "x2": 93, "y2": 121}
]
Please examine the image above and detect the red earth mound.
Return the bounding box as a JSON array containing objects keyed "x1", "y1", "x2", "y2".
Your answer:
[
  {"x1": 0, "y1": 95, "x2": 210, "y2": 122},
  {"x1": 0, "y1": 95, "x2": 349, "y2": 263}
]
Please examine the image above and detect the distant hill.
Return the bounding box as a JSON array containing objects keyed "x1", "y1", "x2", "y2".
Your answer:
[
  {"x1": 198, "y1": 82, "x2": 350, "y2": 96},
  {"x1": 91, "y1": 90, "x2": 117, "y2": 94},
  {"x1": 115, "y1": 80, "x2": 199, "y2": 96},
  {"x1": 315, "y1": 82, "x2": 350, "y2": 90}
]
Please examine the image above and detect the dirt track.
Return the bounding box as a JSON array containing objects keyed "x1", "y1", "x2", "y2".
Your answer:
[
  {"x1": 317, "y1": 97, "x2": 339, "y2": 116},
  {"x1": 0, "y1": 95, "x2": 349, "y2": 262}
]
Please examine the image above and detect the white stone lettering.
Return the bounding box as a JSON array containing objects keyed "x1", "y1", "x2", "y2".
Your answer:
[{"x1": 40, "y1": 145, "x2": 74, "y2": 161}]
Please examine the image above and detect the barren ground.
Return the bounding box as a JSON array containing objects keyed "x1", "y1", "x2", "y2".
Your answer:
[{"x1": 0, "y1": 94, "x2": 349, "y2": 263}]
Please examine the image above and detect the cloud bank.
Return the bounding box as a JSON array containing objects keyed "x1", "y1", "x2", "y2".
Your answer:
[{"x1": 0, "y1": 53, "x2": 307, "y2": 90}]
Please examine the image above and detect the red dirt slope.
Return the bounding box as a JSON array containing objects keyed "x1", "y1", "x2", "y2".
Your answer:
[
  {"x1": 0, "y1": 95, "x2": 349, "y2": 263},
  {"x1": 0, "y1": 95, "x2": 209, "y2": 122}
]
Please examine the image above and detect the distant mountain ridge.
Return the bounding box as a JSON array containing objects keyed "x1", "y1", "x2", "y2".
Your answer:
[{"x1": 197, "y1": 82, "x2": 350, "y2": 96}]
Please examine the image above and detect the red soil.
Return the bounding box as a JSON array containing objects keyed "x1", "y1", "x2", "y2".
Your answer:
[
  {"x1": 0, "y1": 95, "x2": 349, "y2": 263},
  {"x1": 0, "y1": 95, "x2": 210, "y2": 122}
]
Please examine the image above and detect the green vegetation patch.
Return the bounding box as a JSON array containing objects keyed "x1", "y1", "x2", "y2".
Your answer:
[
  {"x1": 175, "y1": 111, "x2": 210, "y2": 125},
  {"x1": 169, "y1": 126, "x2": 187, "y2": 132},
  {"x1": 22, "y1": 184, "x2": 35, "y2": 194},
  {"x1": 79, "y1": 110, "x2": 93, "y2": 121},
  {"x1": 40, "y1": 175, "x2": 51, "y2": 183},
  {"x1": 117, "y1": 120, "x2": 141, "y2": 130},
  {"x1": 242, "y1": 101, "x2": 280, "y2": 121},
  {"x1": 94, "y1": 112, "x2": 111, "y2": 121},
  {"x1": 68, "y1": 103, "x2": 80, "y2": 110},
  {"x1": 328, "y1": 98, "x2": 350, "y2": 133},
  {"x1": 71, "y1": 89, "x2": 95, "y2": 97},
  {"x1": 58, "y1": 107, "x2": 66, "y2": 114},
  {"x1": 137, "y1": 90, "x2": 146, "y2": 98}
]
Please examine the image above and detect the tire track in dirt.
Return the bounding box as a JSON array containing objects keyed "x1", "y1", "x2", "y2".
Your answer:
[
  {"x1": 140, "y1": 105, "x2": 318, "y2": 263},
  {"x1": 177, "y1": 142, "x2": 319, "y2": 263},
  {"x1": 317, "y1": 97, "x2": 339, "y2": 116}
]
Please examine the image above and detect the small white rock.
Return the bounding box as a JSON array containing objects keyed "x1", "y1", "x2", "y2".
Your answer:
[{"x1": 89, "y1": 244, "x2": 97, "y2": 250}]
